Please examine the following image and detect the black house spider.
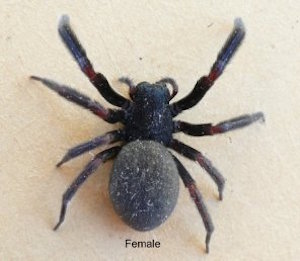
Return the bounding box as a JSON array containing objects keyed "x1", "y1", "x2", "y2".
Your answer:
[{"x1": 31, "y1": 16, "x2": 264, "y2": 253}]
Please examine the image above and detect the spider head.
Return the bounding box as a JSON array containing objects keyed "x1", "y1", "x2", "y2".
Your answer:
[{"x1": 133, "y1": 82, "x2": 170, "y2": 105}]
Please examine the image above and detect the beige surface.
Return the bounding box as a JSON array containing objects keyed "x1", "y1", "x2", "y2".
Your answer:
[{"x1": 1, "y1": 1, "x2": 300, "y2": 260}]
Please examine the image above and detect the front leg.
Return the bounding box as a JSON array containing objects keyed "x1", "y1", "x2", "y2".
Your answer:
[
  {"x1": 170, "y1": 19, "x2": 245, "y2": 117},
  {"x1": 58, "y1": 15, "x2": 130, "y2": 108}
]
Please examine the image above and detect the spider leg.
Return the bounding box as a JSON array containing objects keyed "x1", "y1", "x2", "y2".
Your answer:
[
  {"x1": 58, "y1": 15, "x2": 130, "y2": 108},
  {"x1": 118, "y1": 77, "x2": 136, "y2": 99},
  {"x1": 57, "y1": 130, "x2": 124, "y2": 167},
  {"x1": 53, "y1": 146, "x2": 121, "y2": 231},
  {"x1": 170, "y1": 18, "x2": 245, "y2": 117},
  {"x1": 30, "y1": 76, "x2": 123, "y2": 123},
  {"x1": 169, "y1": 139, "x2": 225, "y2": 200},
  {"x1": 156, "y1": 77, "x2": 178, "y2": 101},
  {"x1": 172, "y1": 154, "x2": 214, "y2": 253},
  {"x1": 174, "y1": 112, "x2": 265, "y2": 136}
]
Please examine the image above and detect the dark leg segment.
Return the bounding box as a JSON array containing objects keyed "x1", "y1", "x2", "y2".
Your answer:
[
  {"x1": 53, "y1": 146, "x2": 121, "y2": 231},
  {"x1": 58, "y1": 15, "x2": 130, "y2": 108},
  {"x1": 57, "y1": 130, "x2": 124, "y2": 167},
  {"x1": 169, "y1": 139, "x2": 225, "y2": 200},
  {"x1": 170, "y1": 19, "x2": 245, "y2": 116},
  {"x1": 174, "y1": 112, "x2": 264, "y2": 136},
  {"x1": 172, "y1": 155, "x2": 214, "y2": 253},
  {"x1": 156, "y1": 77, "x2": 178, "y2": 101},
  {"x1": 173, "y1": 122, "x2": 212, "y2": 136},
  {"x1": 30, "y1": 76, "x2": 123, "y2": 123}
]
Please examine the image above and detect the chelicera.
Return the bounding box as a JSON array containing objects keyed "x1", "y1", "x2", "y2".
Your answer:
[{"x1": 31, "y1": 16, "x2": 264, "y2": 253}]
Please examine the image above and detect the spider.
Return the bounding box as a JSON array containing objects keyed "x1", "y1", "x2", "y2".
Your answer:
[{"x1": 31, "y1": 15, "x2": 264, "y2": 253}]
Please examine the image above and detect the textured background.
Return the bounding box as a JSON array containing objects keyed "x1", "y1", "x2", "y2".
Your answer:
[{"x1": 1, "y1": 1, "x2": 299, "y2": 260}]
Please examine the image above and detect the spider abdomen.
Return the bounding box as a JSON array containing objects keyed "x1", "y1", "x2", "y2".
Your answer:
[{"x1": 109, "y1": 140, "x2": 179, "y2": 231}]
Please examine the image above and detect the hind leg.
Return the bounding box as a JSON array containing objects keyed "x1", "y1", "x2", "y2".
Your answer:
[
  {"x1": 54, "y1": 146, "x2": 121, "y2": 230},
  {"x1": 172, "y1": 154, "x2": 214, "y2": 253},
  {"x1": 170, "y1": 139, "x2": 225, "y2": 200}
]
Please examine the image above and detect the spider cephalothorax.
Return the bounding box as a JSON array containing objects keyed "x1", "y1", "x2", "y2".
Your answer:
[
  {"x1": 124, "y1": 82, "x2": 174, "y2": 144},
  {"x1": 31, "y1": 15, "x2": 264, "y2": 253}
]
